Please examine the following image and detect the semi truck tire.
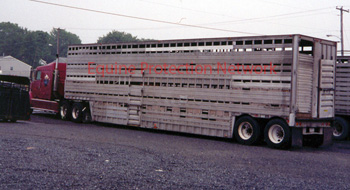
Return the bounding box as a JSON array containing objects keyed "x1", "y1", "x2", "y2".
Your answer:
[
  {"x1": 264, "y1": 119, "x2": 291, "y2": 149},
  {"x1": 71, "y1": 103, "x2": 83, "y2": 123},
  {"x1": 60, "y1": 100, "x2": 71, "y2": 120},
  {"x1": 234, "y1": 116, "x2": 261, "y2": 145},
  {"x1": 333, "y1": 116, "x2": 349, "y2": 140}
]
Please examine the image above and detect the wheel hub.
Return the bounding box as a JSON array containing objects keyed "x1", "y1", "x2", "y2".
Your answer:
[
  {"x1": 268, "y1": 124, "x2": 285, "y2": 144},
  {"x1": 238, "y1": 122, "x2": 253, "y2": 140}
]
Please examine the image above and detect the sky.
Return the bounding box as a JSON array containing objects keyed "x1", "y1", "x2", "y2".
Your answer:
[{"x1": 1, "y1": 0, "x2": 350, "y2": 53}]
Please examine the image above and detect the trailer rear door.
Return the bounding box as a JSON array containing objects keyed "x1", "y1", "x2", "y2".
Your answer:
[{"x1": 318, "y1": 59, "x2": 335, "y2": 118}]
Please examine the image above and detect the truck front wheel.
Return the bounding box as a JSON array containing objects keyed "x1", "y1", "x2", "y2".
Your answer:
[
  {"x1": 264, "y1": 119, "x2": 291, "y2": 149},
  {"x1": 333, "y1": 116, "x2": 349, "y2": 140},
  {"x1": 71, "y1": 103, "x2": 83, "y2": 123},
  {"x1": 60, "y1": 101, "x2": 71, "y2": 120}
]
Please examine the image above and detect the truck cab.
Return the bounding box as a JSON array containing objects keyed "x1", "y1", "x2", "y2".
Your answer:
[{"x1": 30, "y1": 62, "x2": 66, "y2": 112}]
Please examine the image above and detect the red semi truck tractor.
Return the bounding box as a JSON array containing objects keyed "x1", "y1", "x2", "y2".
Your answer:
[
  {"x1": 30, "y1": 61, "x2": 91, "y2": 122},
  {"x1": 30, "y1": 62, "x2": 68, "y2": 117}
]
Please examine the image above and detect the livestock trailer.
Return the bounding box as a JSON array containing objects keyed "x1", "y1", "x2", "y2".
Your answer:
[{"x1": 39, "y1": 34, "x2": 337, "y2": 148}]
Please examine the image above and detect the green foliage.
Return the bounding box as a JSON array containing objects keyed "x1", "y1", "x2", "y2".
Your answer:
[
  {"x1": 0, "y1": 23, "x2": 153, "y2": 68},
  {"x1": 0, "y1": 22, "x2": 81, "y2": 68},
  {"x1": 22, "y1": 31, "x2": 54, "y2": 68},
  {"x1": 97, "y1": 30, "x2": 150, "y2": 43},
  {"x1": 49, "y1": 28, "x2": 81, "y2": 59},
  {"x1": 0, "y1": 22, "x2": 27, "y2": 61}
]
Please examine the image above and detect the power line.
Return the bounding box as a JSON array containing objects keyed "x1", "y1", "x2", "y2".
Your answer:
[
  {"x1": 29, "y1": 0, "x2": 338, "y2": 39},
  {"x1": 203, "y1": 10, "x2": 335, "y2": 29},
  {"x1": 136, "y1": 0, "x2": 335, "y2": 32},
  {"x1": 29, "y1": 0, "x2": 260, "y2": 35},
  {"x1": 258, "y1": 0, "x2": 306, "y2": 10},
  {"x1": 49, "y1": 8, "x2": 336, "y2": 35},
  {"x1": 65, "y1": 10, "x2": 335, "y2": 33},
  {"x1": 203, "y1": 6, "x2": 334, "y2": 25},
  {"x1": 137, "y1": 0, "x2": 240, "y2": 19}
]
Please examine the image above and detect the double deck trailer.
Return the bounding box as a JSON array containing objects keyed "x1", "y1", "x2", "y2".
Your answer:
[{"x1": 31, "y1": 34, "x2": 336, "y2": 148}]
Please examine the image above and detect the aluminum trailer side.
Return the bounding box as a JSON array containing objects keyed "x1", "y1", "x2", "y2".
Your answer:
[{"x1": 64, "y1": 34, "x2": 336, "y2": 149}]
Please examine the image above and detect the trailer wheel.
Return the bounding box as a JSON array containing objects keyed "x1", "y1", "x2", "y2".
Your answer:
[
  {"x1": 264, "y1": 119, "x2": 291, "y2": 149},
  {"x1": 71, "y1": 103, "x2": 83, "y2": 123},
  {"x1": 333, "y1": 116, "x2": 349, "y2": 140},
  {"x1": 60, "y1": 101, "x2": 71, "y2": 120},
  {"x1": 234, "y1": 116, "x2": 261, "y2": 145}
]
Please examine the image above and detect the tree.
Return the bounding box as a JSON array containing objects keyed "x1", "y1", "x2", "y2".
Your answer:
[
  {"x1": 0, "y1": 22, "x2": 82, "y2": 68},
  {"x1": 0, "y1": 22, "x2": 27, "y2": 60},
  {"x1": 97, "y1": 30, "x2": 150, "y2": 43},
  {"x1": 22, "y1": 31, "x2": 53, "y2": 68},
  {"x1": 49, "y1": 28, "x2": 82, "y2": 59}
]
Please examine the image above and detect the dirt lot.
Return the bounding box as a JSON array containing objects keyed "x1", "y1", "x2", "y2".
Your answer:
[{"x1": 0, "y1": 114, "x2": 349, "y2": 189}]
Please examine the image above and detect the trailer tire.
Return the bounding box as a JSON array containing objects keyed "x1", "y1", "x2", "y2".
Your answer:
[
  {"x1": 265, "y1": 119, "x2": 291, "y2": 149},
  {"x1": 60, "y1": 101, "x2": 71, "y2": 120},
  {"x1": 234, "y1": 116, "x2": 261, "y2": 145},
  {"x1": 71, "y1": 103, "x2": 83, "y2": 123},
  {"x1": 333, "y1": 116, "x2": 349, "y2": 140}
]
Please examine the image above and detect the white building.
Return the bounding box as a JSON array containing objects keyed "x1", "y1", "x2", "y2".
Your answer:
[{"x1": 0, "y1": 56, "x2": 32, "y2": 78}]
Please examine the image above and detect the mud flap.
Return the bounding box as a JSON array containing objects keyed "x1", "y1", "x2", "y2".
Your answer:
[
  {"x1": 291, "y1": 128, "x2": 303, "y2": 148},
  {"x1": 321, "y1": 127, "x2": 333, "y2": 147}
]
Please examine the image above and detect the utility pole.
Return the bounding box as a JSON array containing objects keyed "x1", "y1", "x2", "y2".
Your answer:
[
  {"x1": 53, "y1": 28, "x2": 60, "y2": 95},
  {"x1": 56, "y1": 28, "x2": 60, "y2": 59},
  {"x1": 336, "y1": 6, "x2": 349, "y2": 56}
]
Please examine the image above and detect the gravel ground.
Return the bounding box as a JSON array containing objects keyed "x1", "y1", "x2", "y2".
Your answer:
[{"x1": 0, "y1": 113, "x2": 349, "y2": 190}]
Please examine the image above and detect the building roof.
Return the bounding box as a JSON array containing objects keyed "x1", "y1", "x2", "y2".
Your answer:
[{"x1": 0, "y1": 56, "x2": 32, "y2": 68}]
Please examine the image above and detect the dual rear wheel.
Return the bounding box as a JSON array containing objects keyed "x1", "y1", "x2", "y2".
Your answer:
[
  {"x1": 234, "y1": 116, "x2": 291, "y2": 149},
  {"x1": 59, "y1": 101, "x2": 91, "y2": 123},
  {"x1": 264, "y1": 119, "x2": 291, "y2": 149}
]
